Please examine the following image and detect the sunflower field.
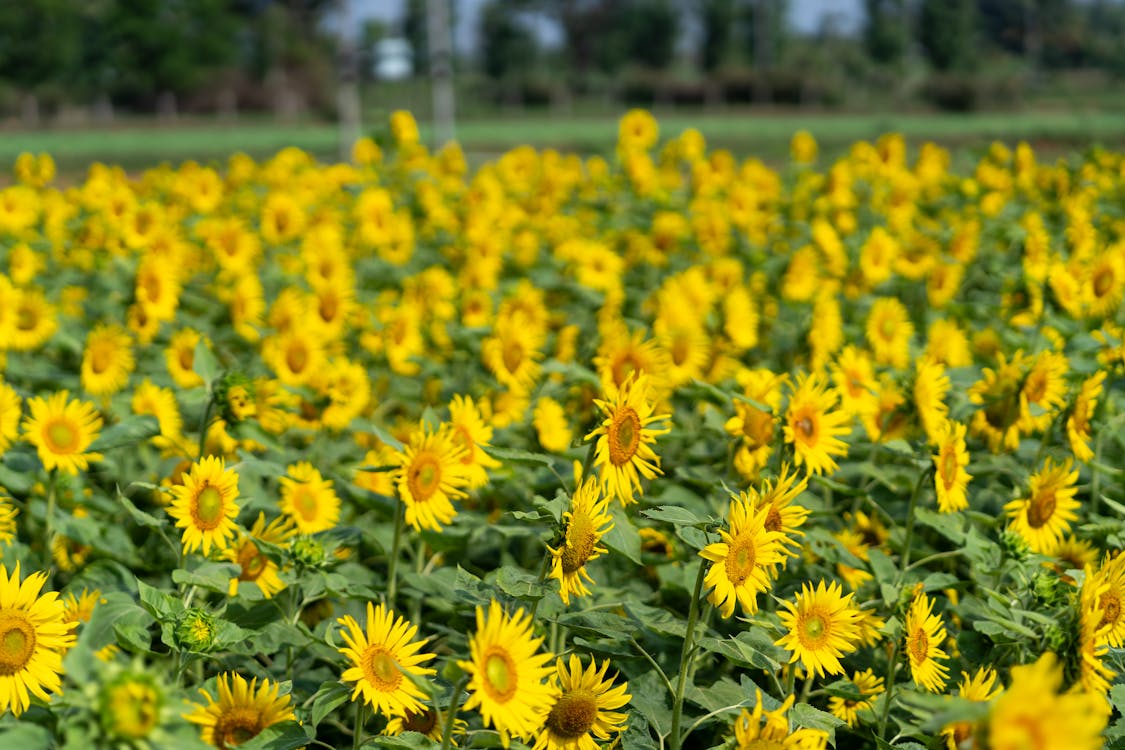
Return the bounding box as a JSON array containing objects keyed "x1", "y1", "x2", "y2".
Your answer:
[{"x1": 0, "y1": 109, "x2": 1123, "y2": 750}]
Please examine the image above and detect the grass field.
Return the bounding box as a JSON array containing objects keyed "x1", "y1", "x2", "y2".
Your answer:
[{"x1": 1, "y1": 107, "x2": 1124, "y2": 174}]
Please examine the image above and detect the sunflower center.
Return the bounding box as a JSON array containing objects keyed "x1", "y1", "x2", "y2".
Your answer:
[
  {"x1": 293, "y1": 487, "x2": 320, "y2": 521},
  {"x1": 1093, "y1": 267, "x2": 1113, "y2": 298},
  {"x1": 802, "y1": 613, "x2": 827, "y2": 646},
  {"x1": 502, "y1": 340, "x2": 525, "y2": 375},
  {"x1": 546, "y1": 688, "x2": 598, "y2": 740},
  {"x1": 0, "y1": 611, "x2": 36, "y2": 676},
  {"x1": 743, "y1": 409, "x2": 774, "y2": 450},
  {"x1": 482, "y1": 648, "x2": 517, "y2": 702},
  {"x1": 107, "y1": 681, "x2": 160, "y2": 738},
  {"x1": 725, "y1": 533, "x2": 757, "y2": 584},
  {"x1": 764, "y1": 505, "x2": 783, "y2": 533},
  {"x1": 879, "y1": 316, "x2": 897, "y2": 341},
  {"x1": 364, "y1": 646, "x2": 403, "y2": 691},
  {"x1": 46, "y1": 418, "x2": 79, "y2": 453},
  {"x1": 1023, "y1": 371, "x2": 1047, "y2": 403},
  {"x1": 794, "y1": 414, "x2": 816, "y2": 442},
  {"x1": 16, "y1": 305, "x2": 36, "y2": 331},
  {"x1": 1099, "y1": 593, "x2": 1121, "y2": 629},
  {"x1": 454, "y1": 425, "x2": 476, "y2": 465},
  {"x1": 286, "y1": 342, "x2": 308, "y2": 374},
  {"x1": 561, "y1": 514, "x2": 597, "y2": 574},
  {"x1": 212, "y1": 706, "x2": 264, "y2": 750},
  {"x1": 400, "y1": 708, "x2": 438, "y2": 734},
  {"x1": 195, "y1": 485, "x2": 225, "y2": 528},
  {"x1": 671, "y1": 336, "x2": 690, "y2": 366},
  {"x1": 91, "y1": 345, "x2": 113, "y2": 374},
  {"x1": 607, "y1": 408, "x2": 641, "y2": 466},
  {"x1": 1026, "y1": 490, "x2": 1056, "y2": 529},
  {"x1": 319, "y1": 293, "x2": 338, "y2": 323},
  {"x1": 407, "y1": 453, "x2": 442, "y2": 502},
  {"x1": 611, "y1": 355, "x2": 641, "y2": 389},
  {"x1": 908, "y1": 629, "x2": 929, "y2": 664},
  {"x1": 237, "y1": 542, "x2": 267, "y2": 581},
  {"x1": 939, "y1": 448, "x2": 959, "y2": 489}
]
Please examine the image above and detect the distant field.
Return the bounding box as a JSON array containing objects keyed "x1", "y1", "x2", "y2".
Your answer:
[{"x1": 1, "y1": 108, "x2": 1124, "y2": 174}]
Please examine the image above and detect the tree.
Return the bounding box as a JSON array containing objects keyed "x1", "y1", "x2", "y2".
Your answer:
[
  {"x1": 479, "y1": 2, "x2": 539, "y2": 80},
  {"x1": 700, "y1": 0, "x2": 737, "y2": 71},
  {"x1": 917, "y1": 0, "x2": 978, "y2": 71},
  {"x1": 624, "y1": 1, "x2": 678, "y2": 70},
  {"x1": 864, "y1": 0, "x2": 908, "y2": 65}
]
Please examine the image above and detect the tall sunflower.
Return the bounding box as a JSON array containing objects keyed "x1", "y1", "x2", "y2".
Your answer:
[
  {"x1": 699, "y1": 493, "x2": 785, "y2": 618},
  {"x1": 1004, "y1": 457, "x2": 1079, "y2": 554},
  {"x1": 184, "y1": 673, "x2": 295, "y2": 749},
  {"x1": 533, "y1": 655, "x2": 630, "y2": 750},
  {"x1": 584, "y1": 373, "x2": 671, "y2": 506},
  {"x1": 782, "y1": 373, "x2": 850, "y2": 476},
  {"x1": 459, "y1": 600, "x2": 559, "y2": 747},
  {"x1": 827, "y1": 668, "x2": 884, "y2": 727},
  {"x1": 0, "y1": 562, "x2": 75, "y2": 716},
  {"x1": 0, "y1": 380, "x2": 20, "y2": 453},
  {"x1": 225, "y1": 513, "x2": 296, "y2": 599},
  {"x1": 1067, "y1": 371, "x2": 1106, "y2": 462},
  {"x1": 448, "y1": 394, "x2": 501, "y2": 489},
  {"x1": 167, "y1": 456, "x2": 241, "y2": 556},
  {"x1": 22, "y1": 390, "x2": 104, "y2": 475},
  {"x1": 902, "y1": 592, "x2": 949, "y2": 693},
  {"x1": 865, "y1": 297, "x2": 914, "y2": 369},
  {"x1": 549, "y1": 479, "x2": 613, "y2": 605},
  {"x1": 932, "y1": 420, "x2": 971, "y2": 513},
  {"x1": 278, "y1": 462, "x2": 340, "y2": 535},
  {"x1": 775, "y1": 579, "x2": 862, "y2": 678},
  {"x1": 731, "y1": 689, "x2": 829, "y2": 750},
  {"x1": 394, "y1": 424, "x2": 470, "y2": 533},
  {"x1": 913, "y1": 357, "x2": 950, "y2": 444},
  {"x1": 1078, "y1": 568, "x2": 1115, "y2": 696},
  {"x1": 753, "y1": 464, "x2": 811, "y2": 566},
  {"x1": 81, "y1": 323, "x2": 135, "y2": 397},
  {"x1": 336, "y1": 602, "x2": 436, "y2": 718},
  {"x1": 481, "y1": 312, "x2": 545, "y2": 392},
  {"x1": 968, "y1": 351, "x2": 1025, "y2": 453},
  {"x1": 8, "y1": 287, "x2": 57, "y2": 351},
  {"x1": 1089, "y1": 552, "x2": 1125, "y2": 647},
  {"x1": 1018, "y1": 350, "x2": 1069, "y2": 433}
]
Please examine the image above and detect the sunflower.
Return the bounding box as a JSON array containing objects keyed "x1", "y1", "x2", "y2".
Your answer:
[
  {"x1": 968, "y1": 351, "x2": 1025, "y2": 453},
  {"x1": 941, "y1": 667, "x2": 1001, "y2": 750},
  {"x1": 700, "y1": 493, "x2": 785, "y2": 618},
  {"x1": 731, "y1": 689, "x2": 829, "y2": 750},
  {"x1": 22, "y1": 390, "x2": 104, "y2": 475},
  {"x1": 1089, "y1": 553, "x2": 1125, "y2": 646},
  {"x1": 131, "y1": 378, "x2": 184, "y2": 453},
  {"x1": 459, "y1": 600, "x2": 559, "y2": 747},
  {"x1": 1018, "y1": 350, "x2": 1069, "y2": 433},
  {"x1": 752, "y1": 464, "x2": 812, "y2": 566},
  {"x1": 925, "y1": 318, "x2": 972, "y2": 368},
  {"x1": 726, "y1": 369, "x2": 786, "y2": 480},
  {"x1": 657, "y1": 322, "x2": 710, "y2": 390},
  {"x1": 549, "y1": 479, "x2": 613, "y2": 606},
  {"x1": 81, "y1": 323, "x2": 135, "y2": 397},
  {"x1": 336, "y1": 602, "x2": 436, "y2": 718},
  {"x1": 394, "y1": 424, "x2": 470, "y2": 533},
  {"x1": 913, "y1": 357, "x2": 950, "y2": 444},
  {"x1": 0, "y1": 491, "x2": 17, "y2": 544},
  {"x1": 167, "y1": 456, "x2": 241, "y2": 556},
  {"x1": 585, "y1": 373, "x2": 671, "y2": 506},
  {"x1": 184, "y1": 672, "x2": 296, "y2": 749},
  {"x1": 533, "y1": 655, "x2": 630, "y2": 750},
  {"x1": 861, "y1": 375, "x2": 910, "y2": 443},
  {"x1": 278, "y1": 462, "x2": 340, "y2": 535},
  {"x1": 0, "y1": 562, "x2": 75, "y2": 716},
  {"x1": 782, "y1": 373, "x2": 850, "y2": 476},
  {"x1": 932, "y1": 420, "x2": 971, "y2": 513},
  {"x1": 481, "y1": 312, "x2": 545, "y2": 391},
  {"x1": 8, "y1": 287, "x2": 57, "y2": 351},
  {"x1": 1078, "y1": 568, "x2": 1116, "y2": 696},
  {"x1": 866, "y1": 297, "x2": 914, "y2": 369},
  {"x1": 902, "y1": 591, "x2": 949, "y2": 693},
  {"x1": 830, "y1": 346, "x2": 878, "y2": 417},
  {"x1": 319, "y1": 357, "x2": 371, "y2": 431},
  {"x1": 533, "y1": 397, "x2": 573, "y2": 453},
  {"x1": 985, "y1": 652, "x2": 1106, "y2": 750},
  {"x1": 448, "y1": 395, "x2": 501, "y2": 490},
  {"x1": 775, "y1": 579, "x2": 862, "y2": 678},
  {"x1": 100, "y1": 672, "x2": 164, "y2": 741},
  {"x1": 226, "y1": 513, "x2": 296, "y2": 599},
  {"x1": 1004, "y1": 457, "x2": 1079, "y2": 554},
  {"x1": 0, "y1": 380, "x2": 20, "y2": 453},
  {"x1": 1067, "y1": 371, "x2": 1106, "y2": 463},
  {"x1": 827, "y1": 668, "x2": 884, "y2": 727},
  {"x1": 385, "y1": 706, "x2": 466, "y2": 743},
  {"x1": 592, "y1": 326, "x2": 671, "y2": 400},
  {"x1": 262, "y1": 325, "x2": 325, "y2": 387}
]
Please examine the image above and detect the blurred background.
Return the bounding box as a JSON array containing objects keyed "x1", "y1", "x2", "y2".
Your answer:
[{"x1": 2, "y1": 0, "x2": 1125, "y2": 173}]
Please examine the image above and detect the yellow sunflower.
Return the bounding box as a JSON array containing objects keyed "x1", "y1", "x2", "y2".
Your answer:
[
  {"x1": 385, "y1": 706, "x2": 466, "y2": 743},
  {"x1": 932, "y1": 420, "x2": 971, "y2": 513},
  {"x1": 549, "y1": 479, "x2": 613, "y2": 606},
  {"x1": 585, "y1": 373, "x2": 670, "y2": 506},
  {"x1": 699, "y1": 493, "x2": 785, "y2": 618},
  {"x1": 1067, "y1": 371, "x2": 1106, "y2": 462},
  {"x1": 925, "y1": 318, "x2": 972, "y2": 368},
  {"x1": 0, "y1": 491, "x2": 17, "y2": 544},
  {"x1": 968, "y1": 351, "x2": 1025, "y2": 453},
  {"x1": 459, "y1": 600, "x2": 560, "y2": 748},
  {"x1": 8, "y1": 287, "x2": 57, "y2": 351},
  {"x1": 261, "y1": 325, "x2": 325, "y2": 387},
  {"x1": 481, "y1": 312, "x2": 545, "y2": 391},
  {"x1": 902, "y1": 592, "x2": 949, "y2": 693},
  {"x1": 533, "y1": 397, "x2": 574, "y2": 454},
  {"x1": 100, "y1": 671, "x2": 164, "y2": 741},
  {"x1": 395, "y1": 424, "x2": 470, "y2": 533},
  {"x1": 731, "y1": 689, "x2": 828, "y2": 750},
  {"x1": 131, "y1": 378, "x2": 184, "y2": 453},
  {"x1": 165, "y1": 328, "x2": 207, "y2": 389},
  {"x1": 726, "y1": 368, "x2": 786, "y2": 480},
  {"x1": 184, "y1": 672, "x2": 296, "y2": 749},
  {"x1": 225, "y1": 513, "x2": 296, "y2": 599},
  {"x1": 830, "y1": 346, "x2": 878, "y2": 417},
  {"x1": 278, "y1": 462, "x2": 341, "y2": 535},
  {"x1": 1018, "y1": 350, "x2": 1069, "y2": 433},
  {"x1": 753, "y1": 464, "x2": 812, "y2": 566},
  {"x1": 448, "y1": 394, "x2": 501, "y2": 490},
  {"x1": 22, "y1": 390, "x2": 104, "y2": 475},
  {"x1": 827, "y1": 668, "x2": 884, "y2": 727},
  {"x1": 1088, "y1": 553, "x2": 1125, "y2": 646},
  {"x1": 775, "y1": 579, "x2": 862, "y2": 678},
  {"x1": 782, "y1": 373, "x2": 850, "y2": 476},
  {"x1": 81, "y1": 323, "x2": 135, "y2": 397},
  {"x1": 0, "y1": 562, "x2": 75, "y2": 716},
  {"x1": 913, "y1": 357, "x2": 950, "y2": 444},
  {"x1": 167, "y1": 456, "x2": 241, "y2": 556},
  {"x1": 865, "y1": 297, "x2": 914, "y2": 369},
  {"x1": 533, "y1": 655, "x2": 630, "y2": 750},
  {"x1": 0, "y1": 380, "x2": 20, "y2": 453},
  {"x1": 941, "y1": 667, "x2": 1001, "y2": 750},
  {"x1": 336, "y1": 602, "x2": 436, "y2": 718},
  {"x1": 592, "y1": 326, "x2": 671, "y2": 400},
  {"x1": 1004, "y1": 457, "x2": 1079, "y2": 554}
]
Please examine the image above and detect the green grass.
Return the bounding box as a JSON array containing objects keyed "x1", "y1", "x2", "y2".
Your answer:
[{"x1": 1, "y1": 108, "x2": 1123, "y2": 175}]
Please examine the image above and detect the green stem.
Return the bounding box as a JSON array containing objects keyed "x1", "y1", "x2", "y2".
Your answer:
[
  {"x1": 906, "y1": 549, "x2": 965, "y2": 572},
  {"x1": 579, "y1": 439, "x2": 597, "y2": 483},
  {"x1": 1091, "y1": 427, "x2": 1107, "y2": 517},
  {"x1": 45, "y1": 469, "x2": 57, "y2": 552},
  {"x1": 352, "y1": 701, "x2": 366, "y2": 750},
  {"x1": 629, "y1": 637, "x2": 674, "y2": 696},
  {"x1": 196, "y1": 394, "x2": 215, "y2": 462},
  {"x1": 878, "y1": 641, "x2": 899, "y2": 740},
  {"x1": 669, "y1": 560, "x2": 707, "y2": 750},
  {"x1": 528, "y1": 551, "x2": 552, "y2": 621},
  {"x1": 899, "y1": 466, "x2": 932, "y2": 575},
  {"x1": 440, "y1": 674, "x2": 470, "y2": 750},
  {"x1": 387, "y1": 497, "x2": 405, "y2": 610}
]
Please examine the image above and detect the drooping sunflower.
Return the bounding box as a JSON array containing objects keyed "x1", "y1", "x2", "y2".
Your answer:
[
  {"x1": 167, "y1": 456, "x2": 241, "y2": 556},
  {"x1": 459, "y1": 600, "x2": 559, "y2": 747},
  {"x1": 775, "y1": 579, "x2": 862, "y2": 678},
  {"x1": 1067, "y1": 370, "x2": 1106, "y2": 463},
  {"x1": 985, "y1": 652, "x2": 1106, "y2": 750},
  {"x1": 0, "y1": 380, "x2": 20, "y2": 453},
  {"x1": 0, "y1": 562, "x2": 75, "y2": 717},
  {"x1": 225, "y1": 513, "x2": 296, "y2": 599},
  {"x1": 731, "y1": 689, "x2": 829, "y2": 750},
  {"x1": 1004, "y1": 457, "x2": 1079, "y2": 554},
  {"x1": 913, "y1": 357, "x2": 950, "y2": 444},
  {"x1": 932, "y1": 420, "x2": 971, "y2": 513},
  {"x1": 902, "y1": 591, "x2": 950, "y2": 693},
  {"x1": 782, "y1": 373, "x2": 850, "y2": 476},
  {"x1": 865, "y1": 297, "x2": 915, "y2": 369},
  {"x1": 81, "y1": 323, "x2": 135, "y2": 397},
  {"x1": 336, "y1": 602, "x2": 436, "y2": 718},
  {"x1": 941, "y1": 667, "x2": 1001, "y2": 750},
  {"x1": 827, "y1": 668, "x2": 884, "y2": 727},
  {"x1": 700, "y1": 494, "x2": 785, "y2": 618},
  {"x1": 1018, "y1": 350, "x2": 1069, "y2": 433},
  {"x1": 585, "y1": 373, "x2": 670, "y2": 506},
  {"x1": 549, "y1": 479, "x2": 613, "y2": 606},
  {"x1": 394, "y1": 424, "x2": 470, "y2": 533},
  {"x1": 448, "y1": 394, "x2": 501, "y2": 490},
  {"x1": 968, "y1": 351, "x2": 1026, "y2": 453},
  {"x1": 184, "y1": 672, "x2": 296, "y2": 749},
  {"x1": 533, "y1": 655, "x2": 630, "y2": 750},
  {"x1": 278, "y1": 462, "x2": 341, "y2": 535},
  {"x1": 22, "y1": 390, "x2": 104, "y2": 475}
]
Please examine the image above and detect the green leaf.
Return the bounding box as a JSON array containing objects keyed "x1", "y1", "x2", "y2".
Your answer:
[
  {"x1": 641, "y1": 505, "x2": 709, "y2": 527},
  {"x1": 488, "y1": 446, "x2": 557, "y2": 467},
  {"x1": 117, "y1": 489, "x2": 166, "y2": 529},
  {"x1": 172, "y1": 562, "x2": 241, "y2": 593},
  {"x1": 309, "y1": 681, "x2": 352, "y2": 728},
  {"x1": 193, "y1": 339, "x2": 222, "y2": 385},
  {"x1": 495, "y1": 566, "x2": 546, "y2": 600},
  {"x1": 789, "y1": 702, "x2": 844, "y2": 745},
  {"x1": 236, "y1": 721, "x2": 310, "y2": 750},
  {"x1": 602, "y1": 503, "x2": 642, "y2": 565},
  {"x1": 0, "y1": 724, "x2": 51, "y2": 750},
  {"x1": 824, "y1": 678, "x2": 866, "y2": 702},
  {"x1": 138, "y1": 580, "x2": 184, "y2": 620},
  {"x1": 914, "y1": 507, "x2": 965, "y2": 544},
  {"x1": 89, "y1": 415, "x2": 160, "y2": 452}
]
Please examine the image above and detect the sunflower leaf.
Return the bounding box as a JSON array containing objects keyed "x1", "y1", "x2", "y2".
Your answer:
[
  {"x1": 236, "y1": 721, "x2": 311, "y2": 750},
  {"x1": 193, "y1": 339, "x2": 222, "y2": 386},
  {"x1": 641, "y1": 505, "x2": 709, "y2": 528},
  {"x1": 488, "y1": 446, "x2": 557, "y2": 467},
  {"x1": 89, "y1": 415, "x2": 160, "y2": 452}
]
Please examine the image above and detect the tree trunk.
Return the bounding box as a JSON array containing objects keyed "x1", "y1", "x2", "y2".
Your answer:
[{"x1": 427, "y1": 0, "x2": 456, "y2": 147}]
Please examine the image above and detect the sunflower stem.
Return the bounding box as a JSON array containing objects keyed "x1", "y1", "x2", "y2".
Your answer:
[
  {"x1": 669, "y1": 559, "x2": 707, "y2": 750},
  {"x1": 44, "y1": 468, "x2": 57, "y2": 552},
  {"x1": 579, "y1": 439, "x2": 597, "y2": 483},
  {"x1": 528, "y1": 552, "x2": 552, "y2": 621},
  {"x1": 440, "y1": 673, "x2": 470, "y2": 750},
  {"x1": 387, "y1": 496, "x2": 405, "y2": 610},
  {"x1": 878, "y1": 641, "x2": 899, "y2": 740},
  {"x1": 352, "y1": 701, "x2": 366, "y2": 750},
  {"x1": 1091, "y1": 424, "x2": 1107, "y2": 517},
  {"x1": 196, "y1": 393, "x2": 215, "y2": 462},
  {"x1": 899, "y1": 465, "x2": 932, "y2": 575}
]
